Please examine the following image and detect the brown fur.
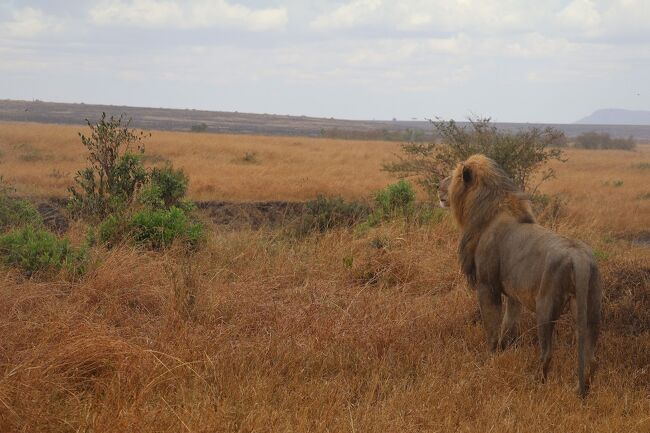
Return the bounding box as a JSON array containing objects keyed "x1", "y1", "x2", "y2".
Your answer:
[{"x1": 442, "y1": 154, "x2": 602, "y2": 398}]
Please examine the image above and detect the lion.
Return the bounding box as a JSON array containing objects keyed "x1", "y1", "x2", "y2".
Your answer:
[{"x1": 438, "y1": 154, "x2": 602, "y2": 398}]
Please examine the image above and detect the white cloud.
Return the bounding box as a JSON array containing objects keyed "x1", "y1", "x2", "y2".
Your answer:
[
  {"x1": 310, "y1": 0, "x2": 382, "y2": 31},
  {"x1": 557, "y1": 0, "x2": 601, "y2": 32},
  {"x1": 309, "y1": 0, "x2": 539, "y2": 34},
  {"x1": 0, "y1": 7, "x2": 64, "y2": 38},
  {"x1": 505, "y1": 34, "x2": 577, "y2": 59},
  {"x1": 307, "y1": 0, "x2": 647, "y2": 41},
  {"x1": 89, "y1": 0, "x2": 288, "y2": 31},
  {"x1": 599, "y1": 0, "x2": 650, "y2": 40}
]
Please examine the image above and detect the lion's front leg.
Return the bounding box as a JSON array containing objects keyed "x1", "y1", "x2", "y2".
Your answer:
[
  {"x1": 499, "y1": 297, "x2": 521, "y2": 350},
  {"x1": 476, "y1": 283, "x2": 502, "y2": 352}
]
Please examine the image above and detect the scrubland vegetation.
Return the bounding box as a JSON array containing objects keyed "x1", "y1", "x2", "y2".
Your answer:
[
  {"x1": 0, "y1": 119, "x2": 648, "y2": 432},
  {"x1": 573, "y1": 132, "x2": 637, "y2": 150}
]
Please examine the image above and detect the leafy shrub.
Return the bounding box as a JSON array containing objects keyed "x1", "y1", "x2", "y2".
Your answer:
[
  {"x1": 140, "y1": 164, "x2": 191, "y2": 210},
  {"x1": 190, "y1": 123, "x2": 208, "y2": 132},
  {"x1": 298, "y1": 195, "x2": 370, "y2": 234},
  {"x1": 375, "y1": 179, "x2": 416, "y2": 218},
  {"x1": 0, "y1": 178, "x2": 43, "y2": 231},
  {"x1": 96, "y1": 214, "x2": 130, "y2": 247},
  {"x1": 0, "y1": 227, "x2": 86, "y2": 276},
  {"x1": 68, "y1": 113, "x2": 150, "y2": 220},
  {"x1": 130, "y1": 207, "x2": 203, "y2": 250},
  {"x1": 94, "y1": 207, "x2": 203, "y2": 250},
  {"x1": 574, "y1": 132, "x2": 635, "y2": 150},
  {"x1": 383, "y1": 117, "x2": 566, "y2": 199}
]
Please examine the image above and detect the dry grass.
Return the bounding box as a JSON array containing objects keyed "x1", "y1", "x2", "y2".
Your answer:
[
  {"x1": 1, "y1": 120, "x2": 648, "y2": 231},
  {"x1": 0, "y1": 121, "x2": 397, "y2": 201},
  {"x1": 0, "y1": 122, "x2": 649, "y2": 432}
]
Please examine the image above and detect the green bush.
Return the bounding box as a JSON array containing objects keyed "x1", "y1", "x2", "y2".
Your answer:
[
  {"x1": 298, "y1": 194, "x2": 370, "y2": 234},
  {"x1": 94, "y1": 207, "x2": 203, "y2": 250},
  {"x1": 375, "y1": 179, "x2": 416, "y2": 218},
  {"x1": 0, "y1": 179, "x2": 43, "y2": 231},
  {"x1": 190, "y1": 123, "x2": 208, "y2": 132},
  {"x1": 0, "y1": 227, "x2": 86, "y2": 277},
  {"x1": 0, "y1": 195, "x2": 43, "y2": 232},
  {"x1": 96, "y1": 214, "x2": 130, "y2": 247},
  {"x1": 383, "y1": 117, "x2": 566, "y2": 199},
  {"x1": 130, "y1": 207, "x2": 203, "y2": 250},
  {"x1": 140, "y1": 164, "x2": 191, "y2": 210}
]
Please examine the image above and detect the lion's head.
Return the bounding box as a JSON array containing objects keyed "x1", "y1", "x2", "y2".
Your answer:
[{"x1": 446, "y1": 154, "x2": 535, "y2": 229}]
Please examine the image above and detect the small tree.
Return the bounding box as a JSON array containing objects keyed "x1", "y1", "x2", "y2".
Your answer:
[
  {"x1": 190, "y1": 123, "x2": 208, "y2": 132},
  {"x1": 68, "y1": 113, "x2": 149, "y2": 220},
  {"x1": 383, "y1": 117, "x2": 566, "y2": 200}
]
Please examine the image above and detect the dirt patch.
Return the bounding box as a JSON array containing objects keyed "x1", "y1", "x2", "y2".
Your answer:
[
  {"x1": 196, "y1": 201, "x2": 306, "y2": 229},
  {"x1": 36, "y1": 199, "x2": 69, "y2": 233},
  {"x1": 616, "y1": 231, "x2": 650, "y2": 247}
]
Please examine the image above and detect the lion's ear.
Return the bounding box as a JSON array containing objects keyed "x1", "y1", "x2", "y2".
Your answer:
[{"x1": 462, "y1": 165, "x2": 473, "y2": 184}]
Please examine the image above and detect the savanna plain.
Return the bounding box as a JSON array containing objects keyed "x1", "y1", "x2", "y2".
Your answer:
[{"x1": 0, "y1": 121, "x2": 649, "y2": 432}]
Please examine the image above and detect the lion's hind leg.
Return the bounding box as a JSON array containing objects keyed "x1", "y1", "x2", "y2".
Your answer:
[
  {"x1": 535, "y1": 292, "x2": 564, "y2": 383},
  {"x1": 499, "y1": 296, "x2": 521, "y2": 350}
]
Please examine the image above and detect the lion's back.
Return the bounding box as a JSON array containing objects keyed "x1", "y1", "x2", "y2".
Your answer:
[{"x1": 477, "y1": 218, "x2": 595, "y2": 309}]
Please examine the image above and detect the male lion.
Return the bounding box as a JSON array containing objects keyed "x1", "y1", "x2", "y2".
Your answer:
[{"x1": 439, "y1": 154, "x2": 602, "y2": 398}]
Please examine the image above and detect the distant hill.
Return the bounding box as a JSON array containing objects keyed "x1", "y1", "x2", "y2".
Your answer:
[
  {"x1": 577, "y1": 109, "x2": 650, "y2": 126},
  {"x1": 2, "y1": 99, "x2": 650, "y2": 140}
]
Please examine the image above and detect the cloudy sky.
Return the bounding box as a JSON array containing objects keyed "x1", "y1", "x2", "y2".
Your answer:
[{"x1": 0, "y1": 0, "x2": 648, "y2": 123}]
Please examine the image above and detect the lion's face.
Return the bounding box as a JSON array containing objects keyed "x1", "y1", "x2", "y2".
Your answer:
[
  {"x1": 446, "y1": 154, "x2": 535, "y2": 228},
  {"x1": 438, "y1": 176, "x2": 451, "y2": 208}
]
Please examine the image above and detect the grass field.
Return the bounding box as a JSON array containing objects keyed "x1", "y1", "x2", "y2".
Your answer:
[{"x1": 0, "y1": 121, "x2": 649, "y2": 432}]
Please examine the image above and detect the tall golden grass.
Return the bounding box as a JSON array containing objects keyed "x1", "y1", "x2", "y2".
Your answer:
[
  {"x1": 1, "y1": 121, "x2": 648, "y2": 231},
  {"x1": 0, "y1": 121, "x2": 649, "y2": 432},
  {"x1": 0, "y1": 121, "x2": 398, "y2": 201}
]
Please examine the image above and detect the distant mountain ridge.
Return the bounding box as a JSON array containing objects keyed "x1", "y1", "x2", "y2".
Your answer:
[
  {"x1": 577, "y1": 109, "x2": 650, "y2": 126},
  {"x1": 2, "y1": 99, "x2": 650, "y2": 140}
]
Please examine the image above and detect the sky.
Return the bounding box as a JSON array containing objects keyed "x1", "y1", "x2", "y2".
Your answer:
[{"x1": 0, "y1": 0, "x2": 649, "y2": 123}]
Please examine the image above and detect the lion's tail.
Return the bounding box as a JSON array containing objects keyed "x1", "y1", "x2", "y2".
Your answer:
[{"x1": 573, "y1": 255, "x2": 601, "y2": 398}]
